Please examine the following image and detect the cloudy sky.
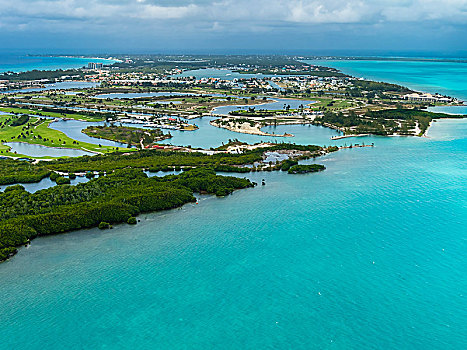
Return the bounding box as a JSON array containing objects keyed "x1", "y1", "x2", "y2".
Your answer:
[{"x1": 1, "y1": 0, "x2": 467, "y2": 54}]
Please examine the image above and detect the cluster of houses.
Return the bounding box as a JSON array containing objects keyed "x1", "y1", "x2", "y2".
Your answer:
[
  {"x1": 0, "y1": 79, "x2": 50, "y2": 91},
  {"x1": 0, "y1": 74, "x2": 83, "y2": 91}
]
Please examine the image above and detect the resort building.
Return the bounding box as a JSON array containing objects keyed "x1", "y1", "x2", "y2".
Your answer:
[{"x1": 403, "y1": 92, "x2": 452, "y2": 103}]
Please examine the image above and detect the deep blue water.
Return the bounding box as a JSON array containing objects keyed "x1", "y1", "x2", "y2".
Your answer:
[{"x1": 0, "y1": 58, "x2": 466, "y2": 349}]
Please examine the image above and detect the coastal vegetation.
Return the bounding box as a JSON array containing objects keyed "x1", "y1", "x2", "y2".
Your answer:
[
  {"x1": 45, "y1": 149, "x2": 266, "y2": 173},
  {"x1": 0, "y1": 168, "x2": 253, "y2": 261},
  {"x1": 288, "y1": 164, "x2": 326, "y2": 174},
  {"x1": 42, "y1": 144, "x2": 322, "y2": 173},
  {"x1": 280, "y1": 159, "x2": 299, "y2": 171},
  {"x1": 0, "y1": 69, "x2": 85, "y2": 82},
  {"x1": 0, "y1": 142, "x2": 325, "y2": 187},
  {"x1": 365, "y1": 109, "x2": 465, "y2": 135},
  {"x1": 0, "y1": 158, "x2": 51, "y2": 185},
  {"x1": 82, "y1": 125, "x2": 171, "y2": 148},
  {"x1": 55, "y1": 176, "x2": 71, "y2": 185},
  {"x1": 350, "y1": 80, "x2": 411, "y2": 94},
  {"x1": 314, "y1": 109, "x2": 466, "y2": 136}
]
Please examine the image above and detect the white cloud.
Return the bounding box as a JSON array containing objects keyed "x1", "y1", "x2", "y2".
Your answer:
[
  {"x1": 286, "y1": 1, "x2": 368, "y2": 23},
  {"x1": 1, "y1": 0, "x2": 467, "y2": 32}
]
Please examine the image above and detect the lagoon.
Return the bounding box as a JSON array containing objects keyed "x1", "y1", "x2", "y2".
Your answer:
[
  {"x1": 5, "y1": 142, "x2": 94, "y2": 158},
  {"x1": 49, "y1": 120, "x2": 128, "y2": 148},
  {"x1": 47, "y1": 115, "x2": 341, "y2": 149},
  {"x1": 0, "y1": 176, "x2": 90, "y2": 194}
]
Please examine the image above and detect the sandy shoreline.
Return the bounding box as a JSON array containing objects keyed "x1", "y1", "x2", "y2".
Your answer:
[{"x1": 210, "y1": 120, "x2": 293, "y2": 137}]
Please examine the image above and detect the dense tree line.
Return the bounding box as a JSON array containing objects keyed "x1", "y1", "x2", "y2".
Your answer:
[
  {"x1": 44, "y1": 149, "x2": 264, "y2": 173},
  {"x1": 366, "y1": 109, "x2": 464, "y2": 134},
  {"x1": 314, "y1": 109, "x2": 465, "y2": 136},
  {"x1": 365, "y1": 108, "x2": 458, "y2": 120},
  {"x1": 213, "y1": 164, "x2": 252, "y2": 173},
  {"x1": 351, "y1": 80, "x2": 411, "y2": 93},
  {"x1": 0, "y1": 144, "x2": 323, "y2": 186},
  {"x1": 288, "y1": 164, "x2": 326, "y2": 174},
  {"x1": 280, "y1": 159, "x2": 299, "y2": 171},
  {"x1": 0, "y1": 69, "x2": 85, "y2": 82},
  {"x1": 0, "y1": 168, "x2": 253, "y2": 261},
  {"x1": 0, "y1": 159, "x2": 51, "y2": 185},
  {"x1": 82, "y1": 125, "x2": 170, "y2": 147},
  {"x1": 40, "y1": 107, "x2": 110, "y2": 120},
  {"x1": 45, "y1": 145, "x2": 321, "y2": 173}
]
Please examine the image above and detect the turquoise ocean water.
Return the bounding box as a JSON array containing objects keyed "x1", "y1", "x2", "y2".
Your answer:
[
  {"x1": 303, "y1": 59, "x2": 467, "y2": 101},
  {"x1": 0, "y1": 59, "x2": 466, "y2": 349},
  {"x1": 0, "y1": 55, "x2": 116, "y2": 73}
]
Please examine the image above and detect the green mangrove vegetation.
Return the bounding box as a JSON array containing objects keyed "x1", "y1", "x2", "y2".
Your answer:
[
  {"x1": 0, "y1": 168, "x2": 253, "y2": 261},
  {"x1": 0, "y1": 159, "x2": 51, "y2": 185},
  {"x1": 0, "y1": 69, "x2": 85, "y2": 82},
  {"x1": 314, "y1": 109, "x2": 466, "y2": 136},
  {"x1": 82, "y1": 125, "x2": 171, "y2": 148},
  {"x1": 43, "y1": 144, "x2": 322, "y2": 173},
  {"x1": 288, "y1": 164, "x2": 326, "y2": 174}
]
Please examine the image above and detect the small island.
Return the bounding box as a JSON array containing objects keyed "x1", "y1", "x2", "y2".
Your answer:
[
  {"x1": 82, "y1": 125, "x2": 172, "y2": 148},
  {"x1": 288, "y1": 164, "x2": 326, "y2": 174}
]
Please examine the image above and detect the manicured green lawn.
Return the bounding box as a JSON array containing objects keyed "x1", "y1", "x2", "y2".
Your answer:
[
  {"x1": 0, "y1": 107, "x2": 103, "y2": 122},
  {"x1": 0, "y1": 115, "x2": 134, "y2": 158}
]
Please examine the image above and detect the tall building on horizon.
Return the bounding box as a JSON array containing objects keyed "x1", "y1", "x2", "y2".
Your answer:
[{"x1": 87, "y1": 62, "x2": 103, "y2": 70}]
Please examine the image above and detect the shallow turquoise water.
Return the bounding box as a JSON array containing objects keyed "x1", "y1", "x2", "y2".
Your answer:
[
  {"x1": 0, "y1": 123, "x2": 465, "y2": 349},
  {"x1": 303, "y1": 59, "x2": 467, "y2": 101},
  {"x1": 0, "y1": 59, "x2": 466, "y2": 349},
  {"x1": 48, "y1": 114, "x2": 342, "y2": 150},
  {"x1": 0, "y1": 55, "x2": 116, "y2": 73}
]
